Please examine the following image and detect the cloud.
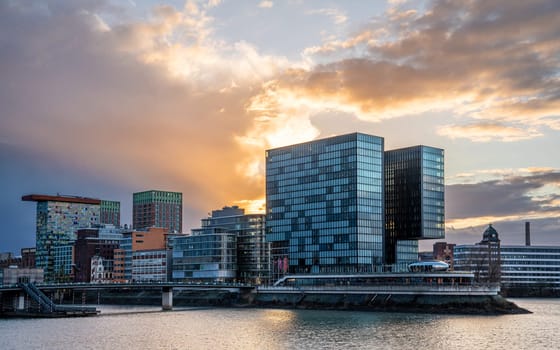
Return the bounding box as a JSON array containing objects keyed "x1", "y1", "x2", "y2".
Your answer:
[
  {"x1": 446, "y1": 169, "x2": 560, "y2": 226},
  {"x1": 448, "y1": 167, "x2": 558, "y2": 184},
  {"x1": 207, "y1": 0, "x2": 222, "y2": 8},
  {"x1": 2, "y1": 0, "x2": 560, "y2": 253},
  {"x1": 0, "y1": 0, "x2": 290, "y2": 233},
  {"x1": 307, "y1": 8, "x2": 347, "y2": 25},
  {"x1": 303, "y1": 30, "x2": 378, "y2": 56},
  {"x1": 253, "y1": 0, "x2": 560, "y2": 144},
  {"x1": 258, "y1": 1, "x2": 273, "y2": 9},
  {"x1": 437, "y1": 122, "x2": 543, "y2": 142},
  {"x1": 439, "y1": 167, "x2": 560, "y2": 246},
  {"x1": 439, "y1": 217, "x2": 560, "y2": 246}
]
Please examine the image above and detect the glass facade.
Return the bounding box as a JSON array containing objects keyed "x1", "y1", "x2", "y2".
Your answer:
[
  {"x1": 500, "y1": 246, "x2": 560, "y2": 286},
  {"x1": 52, "y1": 244, "x2": 74, "y2": 281},
  {"x1": 395, "y1": 240, "x2": 419, "y2": 268},
  {"x1": 120, "y1": 234, "x2": 133, "y2": 281},
  {"x1": 131, "y1": 249, "x2": 170, "y2": 282},
  {"x1": 384, "y1": 146, "x2": 444, "y2": 264},
  {"x1": 172, "y1": 232, "x2": 237, "y2": 281},
  {"x1": 35, "y1": 200, "x2": 100, "y2": 281},
  {"x1": 172, "y1": 206, "x2": 270, "y2": 284},
  {"x1": 266, "y1": 133, "x2": 385, "y2": 276}
]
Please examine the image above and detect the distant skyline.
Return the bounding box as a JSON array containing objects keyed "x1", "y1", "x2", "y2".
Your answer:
[{"x1": 1, "y1": 0, "x2": 559, "y2": 254}]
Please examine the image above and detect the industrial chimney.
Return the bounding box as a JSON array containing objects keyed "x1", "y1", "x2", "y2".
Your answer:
[{"x1": 525, "y1": 222, "x2": 531, "y2": 246}]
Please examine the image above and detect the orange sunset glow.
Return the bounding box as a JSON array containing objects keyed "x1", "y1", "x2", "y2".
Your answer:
[{"x1": 1, "y1": 0, "x2": 560, "y2": 252}]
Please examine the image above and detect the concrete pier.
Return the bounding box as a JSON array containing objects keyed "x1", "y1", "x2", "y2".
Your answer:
[
  {"x1": 16, "y1": 293, "x2": 25, "y2": 310},
  {"x1": 162, "y1": 287, "x2": 173, "y2": 311}
]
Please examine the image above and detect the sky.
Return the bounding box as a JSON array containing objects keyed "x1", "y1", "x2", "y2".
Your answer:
[{"x1": 1, "y1": 0, "x2": 559, "y2": 254}]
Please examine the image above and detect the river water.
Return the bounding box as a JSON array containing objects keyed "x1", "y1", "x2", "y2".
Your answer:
[{"x1": 1, "y1": 299, "x2": 558, "y2": 349}]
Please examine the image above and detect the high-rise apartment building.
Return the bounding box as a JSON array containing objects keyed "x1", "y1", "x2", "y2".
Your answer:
[
  {"x1": 133, "y1": 190, "x2": 182, "y2": 233},
  {"x1": 265, "y1": 132, "x2": 445, "y2": 276},
  {"x1": 22, "y1": 194, "x2": 101, "y2": 281},
  {"x1": 266, "y1": 133, "x2": 385, "y2": 275}
]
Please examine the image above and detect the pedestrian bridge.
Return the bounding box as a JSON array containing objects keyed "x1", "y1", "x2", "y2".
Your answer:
[{"x1": 0, "y1": 282, "x2": 249, "y2": 316}]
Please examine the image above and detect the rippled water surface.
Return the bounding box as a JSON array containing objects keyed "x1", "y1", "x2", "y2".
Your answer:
[{"x1": 1, "y1": 299, "x2": 558, "y2": 349}]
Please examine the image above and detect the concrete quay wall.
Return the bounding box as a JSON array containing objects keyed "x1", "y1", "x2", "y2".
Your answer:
[{"x1": 251, "y1": 291, "x2": 530, "y2": 315}]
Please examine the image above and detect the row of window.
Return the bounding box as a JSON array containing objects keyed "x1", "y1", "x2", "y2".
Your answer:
[
  {"x1": 289, "y1": 241, "x2": 384, "y2": 252},
  {"x1": 273, "y1": 191, "x2": 351, "y2": 204},
  {"x1": 270, "y1": 207, "x2": 384, "y2": 218},
  {"x1": 269, "y1": 195, "x2": 381, "y2": 211},
  {"x1": 422, "y1": 159, "x2": 444, "y2": 170},
  {"x1": 271, "y1": 169, "x2": 385, "y2": 188}
]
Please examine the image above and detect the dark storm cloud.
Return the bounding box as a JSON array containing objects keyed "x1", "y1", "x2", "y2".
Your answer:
[
  {"x1": 446, "y1": 170, "x2": 560, "y2": 220},
  {"x1": 443, "y1": 217, "x2": 560, "y2": 246}
]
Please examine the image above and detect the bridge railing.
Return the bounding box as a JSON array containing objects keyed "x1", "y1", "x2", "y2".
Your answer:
[
  {"x1": 18, "y1": 283, "x2": 98, "y2": 313},
  {"x1": 19, "y1": 282, "x2": 56, "y2": 313}
]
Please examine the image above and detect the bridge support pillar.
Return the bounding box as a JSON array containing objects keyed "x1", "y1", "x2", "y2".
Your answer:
[
  {"x1": 162, "y1": 287, "x2": 173, "y2": 311},
  {"x1": 16, "y1": 293, "x2": 25, "y2": 310}
]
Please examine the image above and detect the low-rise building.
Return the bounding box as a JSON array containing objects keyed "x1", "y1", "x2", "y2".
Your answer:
[
  {"x1": 1, "y1": 266, "x2": 44, "y2": 286},
  {"x1": 113, "y1": 227, "x2": 169, "y2": 282},
  {"x1": 172, "y1": 206, "x2": 269, "y2": 284},
  {"x1": 74, "y1": 226, "x2": 122, "y2": 282},
  {"x1": 20, "y1": 248, "x2": 36, "y2": 268},
  {"x1": 454, "y1": 224, "x2": 560, "y2": 295},
  {"x1": 499, "y1": 246, "x2": 560, "y2": 289},
  {"x1": 433, "y1": 242, "x2": 456, "y2": 268},
  {"x1": 91, "y1": 255, "x2": 114, "y2": 283},
  {"x1": 172, "y1": 231, "x2": 237, "y2": 282},
  {"x1": 0, "y1": 252, "x2": 21, "y2": 268},
  {"x1": 132, "y1": 249, "x2": 170, "y2": 282}
]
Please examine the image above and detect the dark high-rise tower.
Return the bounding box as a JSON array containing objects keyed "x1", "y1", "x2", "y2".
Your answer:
[{"x1": 384, "y1": 146, "x2": 445, "y2": 264}]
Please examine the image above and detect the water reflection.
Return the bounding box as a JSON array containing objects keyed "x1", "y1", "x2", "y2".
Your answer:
[{"x1": 0, "y1": 300, "x2": 558, "y2": 350}]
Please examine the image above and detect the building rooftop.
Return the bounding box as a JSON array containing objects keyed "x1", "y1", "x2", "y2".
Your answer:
[
  {"x1": 480, "y1": 224, "x2": 500, "y2": 244},
  {"x1": 21, "y1": 194, "x2": 101, "y2": 205}
]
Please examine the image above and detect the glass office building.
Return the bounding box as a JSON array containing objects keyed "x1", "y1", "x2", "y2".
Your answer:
[
  {"x1": 172, "y1": 206, "x2": 269, "y2": 284},
  {"x1": 384, "y1": 146, "x2": 445, "y2": 264},
  {"x1": 266, "y1": 133, "x2": 385, "y2": 276},
  {"x1": 172, "y1": 232, "x2": 237, "y2": 282},
  {"x1": 22, "y1": 194, "x2": 101, "y2": 282},
  {"x1": 199, "y1": 207, "x2": 270, "y2": 284}
]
